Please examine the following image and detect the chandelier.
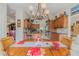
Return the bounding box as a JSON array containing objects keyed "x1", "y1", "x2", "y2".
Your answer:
[{"x1": 29, "y1": 3, "x2": 49, "y2": 19}]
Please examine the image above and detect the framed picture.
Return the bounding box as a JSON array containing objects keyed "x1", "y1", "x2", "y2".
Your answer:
[{"x1": 17, "y1": 19, "x2": 21, "y2": 27}]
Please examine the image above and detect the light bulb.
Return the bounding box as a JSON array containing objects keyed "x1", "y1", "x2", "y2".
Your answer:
[
  {"x1": 41, "y1": 3, "x2": 46, "y2": 9},
  {"x1": 45, "y1": 9, "x2": 49, "y2": 15},
  {"x1": 32, "y1": 11, "x2": 35, "y2": 16}
]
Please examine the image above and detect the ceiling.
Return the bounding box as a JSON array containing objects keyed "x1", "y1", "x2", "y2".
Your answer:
[{"x1": 7, "y1": 3, "x2": 78, "y2": 20}]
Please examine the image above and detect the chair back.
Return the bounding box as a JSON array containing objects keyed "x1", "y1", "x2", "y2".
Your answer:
[
  {"x1": 2, "y1": 37, "x2": 15, "y2": 50},
  {"x1": 60, "y1": 35, "x2": 72, "y2": 49},
  {"x1": 0, "y1": 40, "x2": 7, "y2": 55}
]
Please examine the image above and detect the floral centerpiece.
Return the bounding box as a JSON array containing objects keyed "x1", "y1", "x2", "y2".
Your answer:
[{"x1": 27, "y1": 47, "x2": 45, "y2": 56}]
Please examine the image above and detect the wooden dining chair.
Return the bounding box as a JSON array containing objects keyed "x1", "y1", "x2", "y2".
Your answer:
[
  {"x1": 50, "y1": 47, "x2": 69, "y2": 56},
  {"x1": 0, "y1": 40, "x2": 7, "y2": 56},
  {"x1": 59, "y1": 35, "x2": 72, "y2": 56},
  {"x1": 2, "y1": 36, "x2": 15, "y2": 51},
  {"x1": 6, "y1": 47, "x2": 30, "y2": 56},
  {"x1": 59, "y1": 35, "x2": 72, "y2": 49}
]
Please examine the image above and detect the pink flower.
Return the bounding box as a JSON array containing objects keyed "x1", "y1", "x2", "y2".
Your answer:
[
  {"x1": 52, "y1": 41, "x2": 60, "y2": 48},
  {"x1": 32, "y1": 34, "x2": 41, "y2": 41},
  {"x1": 24, "y1": 35, "x2": 29, "y2": 39},
  {"x1": 27, "y1": 47, "x2": 41, "y2": 56}
]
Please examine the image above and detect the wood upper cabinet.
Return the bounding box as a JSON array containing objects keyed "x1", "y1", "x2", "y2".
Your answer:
[
  {"x1": 49, "y1": 20, "x2": 55, "y2": 32},
  {"x1": 63, "y1": 15, "x2": 68, "y2": 28},
  {"x1": 57, "y1": 16, "x2": 63, "y2": 28},
  {"x1": 50, "y1": 15, "x2": 68, "y2": 31},
  {"x1": 57, "y1": 15, "x2": 68, "y2": 28}
]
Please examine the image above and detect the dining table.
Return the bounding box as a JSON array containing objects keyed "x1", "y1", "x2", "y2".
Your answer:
[{"x1": 6, "y1": 40, "x2": 69, "y2": 56}]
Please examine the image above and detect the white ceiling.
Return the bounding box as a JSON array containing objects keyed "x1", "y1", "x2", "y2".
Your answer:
[{"x1": 7, "y1": 3, "x2": 78, "y2": 19}]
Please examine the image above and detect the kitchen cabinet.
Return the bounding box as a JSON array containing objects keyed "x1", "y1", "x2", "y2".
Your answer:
[
  {"x1": 74, "y1": 24, "x2": 79, "y2": 35},
  {"x1": 57, "y1": 15, "x2": 68, "y2": 28},
  {"x1": 57, "y1": 16, "x2": 63, "y2": 28},
  {"x1": 63, "y1": 15, "x2": 68, "y2": 28},
  {"x1": 49, "y1": 15, "x2": 68, "y2": 33},
  {"x1": 50, "y1": 15, "x2": 68, "y2": 41},
  {"x1": 49, "y1": 20, "x2": 55, "y2": 32},
  {"x1": 51, "y1": 33, "x2": 60, "y2": 41}
]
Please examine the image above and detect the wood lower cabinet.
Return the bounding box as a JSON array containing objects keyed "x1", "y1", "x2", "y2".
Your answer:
[{"x1": 51, "y1": 33, "x2": 60, "y2": 41}]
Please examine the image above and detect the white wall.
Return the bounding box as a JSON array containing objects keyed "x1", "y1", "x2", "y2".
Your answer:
[
  {"x1": 15, "y1": 6, "x2": 24, "y2": 42},
  {"x1": 0, "y1": 4, "x2": 7, "y2": 39}
]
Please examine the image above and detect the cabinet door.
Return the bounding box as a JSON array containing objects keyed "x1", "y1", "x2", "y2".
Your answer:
[
  {"x1": 50, "y1": 20, "x2": 55, "y2": 32},
  {"x1": 54, "y1": 20, "x2": 58, "y2": 29},
  {"x1": 58, "y1": 16, "x2": 68, "y2": 28},
  {"x1": 58, "y1": 17, "x2": 61, "y2": 28},
  {"x1": 51, "y1": 33, "x2": 59, "y2": 41},
  {"x1": 74, "y1": 24, "x2": 79, "y2": 35},
  {"x1": 63, "y1": 16, "x2": 68, "y2": 28},
  {"x1": 58, "y1": 17, "x2": 64, "y2": 28}
]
